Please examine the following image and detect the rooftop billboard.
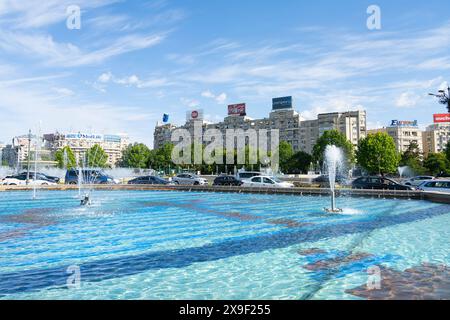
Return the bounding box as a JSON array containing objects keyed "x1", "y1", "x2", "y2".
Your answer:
[
  {"x1": 433, "y1": 113, "x2": 450, "y2": 123},
  {"x1": 390, "y1": 120, "x2": 418, "y2": 127},
  {"x1": 186, "y1": 109, "x2": 204, "y2": 121},
  {"x1": 228, "y1": 103, "x2": 246, "y2": 116},
  {"x1": 272, "y1": 96, "x2": 293, "y2": 110}
]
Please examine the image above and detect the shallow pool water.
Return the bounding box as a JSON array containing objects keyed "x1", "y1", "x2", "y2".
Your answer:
[{"x1": 0, "y1": 190, "x2": 449, "y2": 300}]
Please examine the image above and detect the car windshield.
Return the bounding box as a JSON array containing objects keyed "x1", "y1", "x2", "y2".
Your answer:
[{"x1": 271, "y1": 177, "x2": 282, "y2": 183}]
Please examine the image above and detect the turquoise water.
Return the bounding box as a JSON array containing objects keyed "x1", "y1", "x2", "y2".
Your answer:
[{"x1": 0, "y1": 190, "x2": 449, "y2": 300}]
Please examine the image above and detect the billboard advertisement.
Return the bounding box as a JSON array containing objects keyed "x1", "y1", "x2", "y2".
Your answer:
[
  {"x1": 228, "y1": 103, "x2": 246, "y2": 116},
  {"x1": 65, "y1": 133, "x2": 103, "y2": 141},
  {"x1": 272, "y1": 96, "x2": 293, "y2": 110},
  {"x1": 186, "y1": 109, "x2": 204, "y2": 121},
  {"x1": 390, "y1": 120, "x2": 418, "y2": 127},
  {"x1": 433, "y1": 113, "x2": 450, "y2": 123}
]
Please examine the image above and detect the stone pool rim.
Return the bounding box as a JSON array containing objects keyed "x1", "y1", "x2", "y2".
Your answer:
[{"x1": 1, "y1": 184, "x2": 449, "y2": 204}]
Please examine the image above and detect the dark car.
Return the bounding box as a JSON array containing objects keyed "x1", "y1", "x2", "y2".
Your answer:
[
  {"x1": 65, "y1": 169, "x2": 115, "y2": 185},
  {"x1": 352, "y1": 176, "x2": 414, "y2": 190},
  {"x1": 128, "y1": 176, "x2": 170, "y2": 185},
  {"x1": 213, "y1": 175, "x2": 243, "y2": 186},
  {"x1": 20, "y1": 172, "x2": 60, "y2": 183},
  {"x1": 313, "y1": 175, "x2": 348, "y2": 184}
]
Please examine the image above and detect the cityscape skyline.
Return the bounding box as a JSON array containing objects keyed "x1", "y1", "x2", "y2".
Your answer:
[{"x1": 0, "y1": 0, "x2": 449, "y2": 146}]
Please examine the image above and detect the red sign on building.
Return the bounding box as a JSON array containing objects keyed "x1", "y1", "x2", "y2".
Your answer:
[
  {"x1": 433, "y1": 113, "x2": 450, "y2": 123},
  {"x1": 228, "y1": 103, "x2": 246, "y2": 116}
]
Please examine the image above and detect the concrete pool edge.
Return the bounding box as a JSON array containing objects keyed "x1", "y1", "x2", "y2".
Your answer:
[{"x1": 1, "y1": 185, "x2": 449, "y2": 204}]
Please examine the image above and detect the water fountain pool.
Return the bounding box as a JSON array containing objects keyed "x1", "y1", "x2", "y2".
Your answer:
[{"x1": 0, "y1": 189, "x2": 449, "y2": 300}]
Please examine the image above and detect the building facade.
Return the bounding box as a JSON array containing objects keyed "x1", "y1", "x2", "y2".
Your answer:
[
  {"x1": 43, "y1": 132, "x2": 129, "y2": 167},
  {"x1": 422, "y1": 123, "x2": 450, "y2": 158},
  {"x1": 368, "y1": 120, "x2": 423, "y2": 154},
  {"x1": 153, "y1": 97, "x2": 367, "y2": 155}
]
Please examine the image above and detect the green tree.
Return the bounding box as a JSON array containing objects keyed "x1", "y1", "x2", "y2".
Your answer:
[
  {"x1": 148, "y1": 143, "x2": 174, "y2": 169},
  {"x1": 121, "y1": 143, "x2": 150, "y2": 169},
  {"x1": 400, "y1": 142, "x2": 426, "y2": 175},
  {"x1": 86, "y1": 144, "x2": 109, "y2": 168},
  {"x1": 423, "y1": 153, "x2": 450, "y2": 175},
  {"x1": 356, "y1": 132, "x2": 401, "y2": 175},
  {"x1": 278, "y1": 141, "x2": 294, "y2": 173},
  {"x1": 287, "y1": 151, "x2": 313, "y2": 174},
  {"x1": 55, "y1": 146, "x2": 76, "y2": 169},
  {"x1": 312, "y1": 130, "x2": 354, "y2": 167},
  {"x1": 445, "y1": 141, "x2": 450, "y2": 162}
]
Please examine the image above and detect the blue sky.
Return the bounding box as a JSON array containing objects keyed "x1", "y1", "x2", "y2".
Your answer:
[{"x1": 0, "y1": 0, "x2": 449, "y2": 146}]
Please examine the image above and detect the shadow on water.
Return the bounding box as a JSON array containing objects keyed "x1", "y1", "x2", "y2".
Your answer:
[{"x1": 0, "y1": 204, "x2": 449, "y2": 295}]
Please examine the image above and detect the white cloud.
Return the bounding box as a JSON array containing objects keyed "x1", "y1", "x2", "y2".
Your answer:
[
  {"x1": 201, "y1": 90, "x2": 215, "y2": 98},
  {"x1": 201, "y1": 90, "x2": 227, "y2": 104},
  {"x1": 0, "y1": 31, "x2": 166, "y2": 67},
  {"x1": 0, "y1": 0, "x2": 119, "y2": 29},
  {"x1": 98, "y1": 72, "x2": 113, "y2": 83},
  {"x1": 180, "y1": 97, "x2": 200, "y2": 108},
  {"x1": 396, "y1": 92, "x2": 421, "y2": 108},
  {"x1": 52, "y1": 87, "x2": 74, "y2": 96},
  {"x1": 93, "y1": 72, "x2": 171, "y2": 91}
]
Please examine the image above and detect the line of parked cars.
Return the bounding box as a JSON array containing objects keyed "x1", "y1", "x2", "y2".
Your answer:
[{"x1": 2, "y1": 169, "x2": 449, "y2": 194}]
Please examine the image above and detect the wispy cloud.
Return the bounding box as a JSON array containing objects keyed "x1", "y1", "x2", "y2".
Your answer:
[{"x1": 0, "y1": 31, "x2": 167, "y2": 67}]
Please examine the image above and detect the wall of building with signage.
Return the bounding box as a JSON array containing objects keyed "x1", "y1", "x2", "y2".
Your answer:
[{"x1": 390, "y1": 120, "x2": 418, "y2": 127}]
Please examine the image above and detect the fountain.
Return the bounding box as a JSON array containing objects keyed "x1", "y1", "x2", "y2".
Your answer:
[{"x1": 324, "y1": 145, "x2": 344, "y2": 213}]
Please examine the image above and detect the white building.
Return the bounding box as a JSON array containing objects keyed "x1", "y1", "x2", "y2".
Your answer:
[
  {"x1": 422, "y1": 123, "x2": 450, "y2": 158},
  {"x1": 43, "y1": 132, "x2": 129, "y2": 167},
  {"x1": 368, "y1": 120, "x2": 423, "y2": 154}
]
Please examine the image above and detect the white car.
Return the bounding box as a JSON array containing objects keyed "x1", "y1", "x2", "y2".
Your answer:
[
  {"x1": 1, "y1": 174, "x2": 57, "y2": 186},
  {"x1": 402, "y1": 176, "x2": 435, "y2": 187},
  {"x1": 417, "y1": 180, "x2": 450, "y2": 194},
  {"x1": 242, "y1": 176, "x2": 294, "y2": 188},
  {"x1": 172, "y1": 173, "x2": 208, "y2": 186}
]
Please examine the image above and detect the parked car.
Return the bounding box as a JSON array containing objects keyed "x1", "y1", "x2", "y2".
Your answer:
[
  {"x1": 241, "y1": 176, "x2": 294, "y2": 188},
  {"x1": 19, "y1": 171, "x2": 60, "y2": 183},
  {"x1": 236, "y1": 171, "x2": 262, "y2": 180},
  {"x1": 313, "y1": 174, "x2": 349, "y2": 184},
  {"x1": 172, "y1": 173, "x2": 208, "y2": 185},
  {"x1": 1, "y1": 173, "x2": 57, "y2": 186},
  {"x1": 65, "y1": 169, "x2": 117, "y2": 185},
  {"x1": 213, "y1": 175, "x2": 243, "y2": 186},
  {"x1": 352, "y1": 176, "x2": 414, "y2": 190},
  {"x1": 128, "y1": 176, "x2": 171, "y2": 185},
  {"x1": 402, "y1": 176, "x2": 435, "y2": 187},
  {"x1": 417, "y1": 180, "x2": 450, "y2": 193}
]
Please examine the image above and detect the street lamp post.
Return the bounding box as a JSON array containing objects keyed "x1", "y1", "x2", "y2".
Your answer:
[{"x1": 429, "y1": 85, "x2": 450, "y2": 112}]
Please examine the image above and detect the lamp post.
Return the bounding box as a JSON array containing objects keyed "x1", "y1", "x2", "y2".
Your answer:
[{"x1": 429, "y1": 84, "x2": 450, "y2": 112}]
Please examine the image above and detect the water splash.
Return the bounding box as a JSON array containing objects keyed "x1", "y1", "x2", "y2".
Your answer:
[{"x1": 324, "y1": 145, "x2": 344, "y2": 213}]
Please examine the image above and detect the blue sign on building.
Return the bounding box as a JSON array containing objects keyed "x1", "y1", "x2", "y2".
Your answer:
[
  {"x1": 163, "y1": 114, "x2": 169, "y2": 123},
  {"x1": 272, "y1": 96, "x2": 293, "y2": 110}
]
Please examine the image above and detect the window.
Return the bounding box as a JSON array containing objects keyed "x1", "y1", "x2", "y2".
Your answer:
[
  {"x1": 251, "y1": 177, "x2": 262, "y2": 183},
  {"x1": 263, "y1": 177, "x2": 275, "y2": 184}
]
